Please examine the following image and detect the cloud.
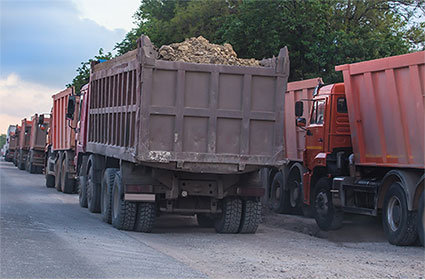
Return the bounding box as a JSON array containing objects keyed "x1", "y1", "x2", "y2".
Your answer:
[
  {"x1": 0, "y1": 73, "x2": 61, "y2": 134},
  {"x1": 0, "y1": 0, "x2": 126, "y2": 89}
]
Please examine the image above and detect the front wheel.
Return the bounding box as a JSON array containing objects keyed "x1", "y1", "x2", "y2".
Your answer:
[
  {"x1": 313, "y1": 178, "x2": 343, "y2": 231},
  {"x1": 382, "y1": 182, "x2": 418, "y2": 246}
]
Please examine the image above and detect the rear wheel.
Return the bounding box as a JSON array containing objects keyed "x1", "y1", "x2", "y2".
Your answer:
[
  {"x1": 313, "y1": 177, "x2": 343, "y2": 231},
  {"x1": 238, "y1": 200, "x2": 261, "y2": 233},
  {"x1": 418, "y1": 192, "x2": 424, "y2": 247},
  {"x1": 87, "y1": 156, "x2": 101, "y2": 213},
  {"x1": 270, "y1": 172, "x2": 290, "y2": 214},
  {"x1": 214, "y1": 197, "x2": 242, "y2": 234},
  {"x1": 101, "y1": 168, "x2": 119, "y2": 224},
  {"x1": 134, "y1": 202, "x2": 156, "y2": 233},
  {"x1": 61, "y1": 154, "x2": 75, "y2": 194},
  {"x1": 46, "y1": 174, "x2": 55, "y2": 188},
  {"x1": 78, "y1": 175, "x2": 88, "y2": 208},
  {"x1": 54, "y1": 152, "x2": 63, "y2": 192},
  {"x1": 18, "y1": 150, "x2": 25, "y2": 170},
  {"x1": 197, "y1": 214, "x2": 215, "y2": 228},
  {"x1": 382, "y1": 182, "x2": 418, "y2": 246},
  {"x1": 111, "y1": 172, "x2": 137, "y2": 231}
]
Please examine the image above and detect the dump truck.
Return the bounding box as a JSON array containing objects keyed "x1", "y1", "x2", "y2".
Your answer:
[
  {"x1": 25, "y1": 114, "x2": 49, "y2": 173},
  {"x1": 293, "y1": 51, "x2": 424, "y2": 246},
  {"x1": 4, "y1": 125, "x2": 17, "y2": 162},
  {"x1": 17, "y1": 119, "x2": 32, "y2": 170},
  {"x1": 262, "y1": 78, "x2": 322, "y2": 216},
  {"x1": 45, "y1": 35, "x2": 289, "y2": 233},
  {"x1": 44, "y1": 87, "x2": 79, "y2": 193}
]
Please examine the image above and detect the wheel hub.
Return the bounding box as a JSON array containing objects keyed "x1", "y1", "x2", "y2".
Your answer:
[
  {"x1": 387, "y1": 196, "x2": 402, "y2": 232},
  {"x1": 289, "y1": 181, "x2": 300, "y2": 208},
  {"x1": 315, "y1": 192, "x2": 329, "y2": 216}
]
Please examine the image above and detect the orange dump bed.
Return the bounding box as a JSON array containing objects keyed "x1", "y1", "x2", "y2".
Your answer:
[
  {"x1": 51, "y1": 87, "x2": 77, "y2": 151},
  {"x1": 284, "y1": 78, "x2": 322, "y2": 161},
  {"x1": 336, "y1": 51, "x2": 425, "y2": 169}
]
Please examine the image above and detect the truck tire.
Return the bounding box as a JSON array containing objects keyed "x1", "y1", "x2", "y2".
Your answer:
[
  {"x1": 270, "y1": 172, "x2": 291, "y2": 214},
  {"x1": 101, "y1": 168, "x2": 119, "y2": 224},
  {"x1": 134, "y1": 202, "x2": 156, "y2": 233},
  {"x1": 214, "y1": 197, "x2": 242, "y2": 234},
  {"x1": 418, "y1": 192, "x2": 424, "y2": 247},
  {"x1": 197, "y1": 214, "x2": 215, "y2": 228},
  {"x1": 382, "y1": 182, "x2": 418, "y2": 246},
  {"x1": 61, "y1": 157, "x2": 75, "y2": 194},
  {"x1": 78, "y1": 175, "x2": 88, "y2": 208},
  {"x1": 111, "y1": 172, "x2": 137, "y2": 231},
  {"x1": 238, "y1": 200, "x2": 262, "y2": 234},
  {"x1": 87, "y1": 161, "x2": 101, "y2": 213},
  {"x1": 313, "y1": 177, "x2": 343, "y2": 231},
  {"x1": 46, "y1": 174, "x2": 55, "y2": 188},
  {"x1": 54, "y1": 152, "x2": 63, "y2": 192},
  {"x1": 18, "y1": 150, "x2": 25, "y2": 170}
]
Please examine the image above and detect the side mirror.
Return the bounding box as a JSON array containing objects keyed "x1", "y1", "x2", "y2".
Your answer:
[
  {"x1": 295, "y1": 101, "x2": 304, "y2": 117},
  {"x1": 66, "y1": 95, "x2": 76, "y2": 120},
  {"x1": 296, "y1": 117, "x2": 306, "y2": 127},
  {"x1": 38, "y1": 114, "x2": 44, "y2": 125}
]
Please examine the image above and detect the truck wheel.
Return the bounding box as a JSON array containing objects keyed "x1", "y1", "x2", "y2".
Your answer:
[
  {"x1": 418, "y1": 192, "x2": 424, "y2": 247},
  {"x1": 214, "y1": 197, "x2": 242, "y2": 234},
  {"x1": 87, "y1": 162, "x2": 101, "y2": 213},
  {"x1": 313, "y1": 178, "x2": 343, "y2": 231},
  {"x1": 54, "y1": 152, "x2": 63, "y2": 192},
  {"x1": 382, "y1": 182, "x2": 418, "y2": 246},
  {"x1": 78, "y1": 176, "x2": 88, "y2": 208},
  {"x1": 46, "y1": 174, "x2": 55, "y2": 188},
  {"x1": 61, "y1": 158, "x2": 75, "y2": 194},
  {"x1": 18, "y1": 150, "x2": 25, "y2": 170},
  {"x1": 101, "y1": 168, "x2": 119, "y2": 224},
  {"x1": 239, "y1": 200, "x2": 262, "y2": 234},
  {"x1": 134, "y1": 202, "x2": 156, "y2": 232},
  {"x1": 28, "y1": 151, "x2": 36, "y2": 174},
  {"x1": 270, "y1": 172, "x2": 290, "y2": 214},
  {"x1": 197, "y1": 214, "x2": 215, "y2": 228},
  {"x1": 111, "y1": 171, "x2": 137, "y2": 230}
]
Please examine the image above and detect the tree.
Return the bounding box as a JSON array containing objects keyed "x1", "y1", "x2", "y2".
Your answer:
[
  {"x1": 0, "y1": 134, "x2": 6, "y2": 149},
  {"x1": 66, "y1": 48, "x2": 112, "y2": 93}
]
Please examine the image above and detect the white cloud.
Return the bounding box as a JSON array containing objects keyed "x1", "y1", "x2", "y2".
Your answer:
[
  {"x1": 72, "y1": 0, "x2": 140, "y2": 32},
  {"x1": 0, "y1": 73, "x2": 61, "y2": 134}
]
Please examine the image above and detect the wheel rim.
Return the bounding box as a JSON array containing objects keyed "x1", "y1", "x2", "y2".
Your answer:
[
  {"x1": 113, "y1": 184, "x2": 119, "y2": 220},
  {"x1": 272, "y1": 180, "x2": 281, "y2": 208},
  {"x1": 315, "y1": 191, "x2": 329, "y2": 216},
  {"x1": 387, "y1": 195, "x2": 402, "y2": 232}
]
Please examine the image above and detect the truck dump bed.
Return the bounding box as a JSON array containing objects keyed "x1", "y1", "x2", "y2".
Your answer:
[
  {"x1": 19, "y1": 119, "x2": 32, "y2": 149},
  {"x1": 29, "y1": 114, "x2": 49, "y2": 150},
  {"x1": 87, "y1": 36, "x2": 290, "y2": 173},
  {"x1": 336, "y1": 51, "x2": 425, "y2": 169},
  {"x1": 52, "y1": 88, "x2": 77, "y2": 151},
  {"x1": 9, "y1": 126, "x2": 19, "y2": 150},
  {"x1": 284, "y1": 78, "x2": 322, "y2": 161}
]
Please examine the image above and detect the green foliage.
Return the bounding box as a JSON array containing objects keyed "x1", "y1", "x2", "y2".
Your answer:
[
  {"x1": 71, "y1": 0, "x2": 424, "y2": 86},
  {"x1": 0, "y1": 134, "x2": 6, "y2": 149},
  {"x1": 66, "y1": 48, "x2": 112, "y2": 93}
]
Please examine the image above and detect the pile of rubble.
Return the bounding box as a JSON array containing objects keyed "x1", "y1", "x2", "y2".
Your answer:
[{"x1": 158, "y1": 36, "x2": 262, "y2": 67}]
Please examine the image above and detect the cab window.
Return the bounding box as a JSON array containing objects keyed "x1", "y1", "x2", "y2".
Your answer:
[
  {"x1": 310, "y1": 100, "x2": 325, "y2": 125},
  {"x1": 337, "y1": 97, "x2": 347, "y2": 113}
]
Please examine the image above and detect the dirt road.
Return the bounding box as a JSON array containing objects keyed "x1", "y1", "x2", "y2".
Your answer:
[{"x1": 1, "y1": 160, "x2": 423, "y2": 278}]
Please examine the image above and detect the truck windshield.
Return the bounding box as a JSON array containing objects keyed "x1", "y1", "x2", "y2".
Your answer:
[{"x1": 310, "y1": 99, "x2": 325, "y2": 125}]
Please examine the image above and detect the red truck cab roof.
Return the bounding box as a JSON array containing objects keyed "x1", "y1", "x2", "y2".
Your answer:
[{"x1": 315, "y1": 82, "x2": 345, "y2": 97}]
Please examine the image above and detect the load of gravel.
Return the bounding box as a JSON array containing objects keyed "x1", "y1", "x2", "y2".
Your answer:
[{"x1": 158, "y1": 36, "x2": 262, "y2": 67}]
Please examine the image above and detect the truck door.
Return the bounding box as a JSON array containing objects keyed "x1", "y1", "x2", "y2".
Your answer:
[{"x1": 305, "y1": 98, "x2": 326, "y2": 170}]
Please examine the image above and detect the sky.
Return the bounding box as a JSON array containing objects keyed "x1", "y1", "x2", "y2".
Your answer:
[{"x1": 0, "y1": 0, "x2": 140, "y2": 134}]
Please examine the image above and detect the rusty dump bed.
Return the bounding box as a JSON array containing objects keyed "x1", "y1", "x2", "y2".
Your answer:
[
  {"x1": 52, "y1": 87, "x2": 76, "y2": 151},
  {"x1": 19, "y1": 119, "x2": 32, "y2": 150},
  {"x1": 284, "y1": 78, "x2": 322, "y2": 161},
  {"x1": 87, "y1": 36, "x2": 290, "y2": 173},
  {"x1": 29, "y1": 114, "x2": 49, "y2": 150},
  {"x1": 336, "y1": 51, "x2": 425, "y2": 169}
]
